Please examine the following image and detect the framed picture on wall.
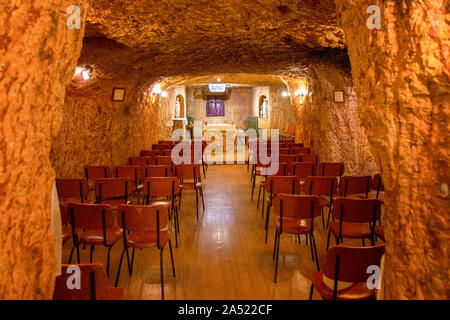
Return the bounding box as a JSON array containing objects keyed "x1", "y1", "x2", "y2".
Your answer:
[
  {"x1": 206, "y1": 95, "x2": 225, "y2": 116},
  {"x1": 333, "y1": 90, "x2": 345, "y2": 103},
  {"x1": 112, "y1": 88, "x2": 125, "y2": 102}
]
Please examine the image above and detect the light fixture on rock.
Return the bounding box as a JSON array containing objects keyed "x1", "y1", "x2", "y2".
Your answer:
[
  {"x1": 282, "y1": 91, "x2": 290, "y2": 97},
  {"x1": 161, "y1": 91, "x2": 168, "y2": 98},
  {"x1": 295, "y1": 86, "x2": 308, "y2": 104},
  {"x1": 81, "y1": 65, "x2": 93, "y2": 81}
]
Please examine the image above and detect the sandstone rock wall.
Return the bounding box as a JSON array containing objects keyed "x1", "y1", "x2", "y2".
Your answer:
[
  {"x1": 0, "y1": 0, "x2": 88, "y2": 299},
  {"x1": 286, "y1": 65, "x2": 376, "y2": 175},
  {"x1": 336, "y1": 0, "x2": 449, "y2": 299}
]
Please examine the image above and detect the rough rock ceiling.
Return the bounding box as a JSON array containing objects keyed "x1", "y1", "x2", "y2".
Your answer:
[{"x1": 82, "y1": 0, "x2": 349, "y2": 85}]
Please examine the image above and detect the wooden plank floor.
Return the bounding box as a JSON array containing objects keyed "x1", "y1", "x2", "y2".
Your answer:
[{"x1": 62, "y1": 165, "x2": 379, "y2": 300}]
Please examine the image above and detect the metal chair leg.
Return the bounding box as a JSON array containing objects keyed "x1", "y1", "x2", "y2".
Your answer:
[
  {"x1": 309, "y1": 284, "x2": 314, "y2": 300},
  {"x1": 312, "y1": 235, "x2": 320, "y2": 271},
  {"x1": 326, "y1": 229, "x2": 331, "y2": 250},
  {"x1": 89, "y1": 245, "x2": 94, "y2": 263},
  {"x1": 114, "y1": 249, "x2": 125, "y2": 287},
  {"x1": 274, "y1": 231, "x2": 281, "y2": 283},
  {"x1": 264, "y1": 205, "x2": 271, "y2": 243},
  {"x1": 309, "y1": 234, "x2": 315, "y2": 261},
  {"x1": 169, "y1": 240, "x2": 176, "y2": 277},
  {"x1": 272, "y1": 229, "x2": 278, "y2": 260},
  {"x1": 106, "y1": 246, "x2": 113, "y2": 276},
  {"x1": 200, "y1": 188, "x2": 205, "y2": 211},
  {"x1": 257, "y1": 185, "x2": 262, "y2": 208},
  {"x1": 195, "y1": 190, "x2": 199, "y2": 220},
  {"x1": 160, "y1": 247, "x2": 165, "y2": 300}
]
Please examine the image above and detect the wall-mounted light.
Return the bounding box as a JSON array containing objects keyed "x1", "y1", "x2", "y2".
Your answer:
[
  {"x1": 81, "y1": 65, "x2": 93, "y2": 80},
  {"x1": 152, "y1": 83, "x2": 162, "y2": 95},
  {"x1": 217, "y1": 78, "x2": 221, "y2": 82},
  {"x1": 295, "y1": 86, "x2": 308, "y2": 104},
  {"x1": 281, "y1": 91, "x2": 290, "y2": 98},
  {"x1": 161, "y1": 91, "x2": 168, "y2": 98}
]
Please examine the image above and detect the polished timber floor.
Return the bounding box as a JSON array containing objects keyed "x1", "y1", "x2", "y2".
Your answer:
[{"x1": 61, "y1": 165, "x2": 374, "y2": 300}]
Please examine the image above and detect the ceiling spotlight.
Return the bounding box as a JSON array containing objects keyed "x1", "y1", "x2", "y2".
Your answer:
[
  {"x1": 161, "y1": 91, "x2": 168, "y2": 98},
  {"x1": 217, "y1": 78, "x2": 221, "y2": 82},
  {"x1": 74, "y1": 66, "x2": 83, "y2": 76},
  {"x1": 81, "y1": 65, "x2": 93, "y2": 80}
]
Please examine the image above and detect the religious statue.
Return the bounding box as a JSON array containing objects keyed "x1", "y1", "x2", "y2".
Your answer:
[
  {"x1": 175, "y1": 96, "x2": 181, "y2": 118},
  {"x1": 260, "y1": 98, "x2": 268, "y2": 118}
]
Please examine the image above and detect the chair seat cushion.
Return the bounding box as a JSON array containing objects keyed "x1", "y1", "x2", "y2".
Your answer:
[
  {"x1": 319, "y1": 196, "x2": 330, "y2": 207},
  {"x1": 127, "y1": 230, "x2": 170, "y2": 248},
  {"x1": 329, "y1": 221, "x2": 372, "y2": 239},
  {"x1": 311, "y1": 271, "x2": 376, "y2": 300},
  {"x1": 276, "y1": 218, "x2": 311, "y2": 234},
  {"x1": 148, "y1": 199, "x2": 177, "y2": 209},
  {"x1": 80, "y1": 228, "x2": 123, "y2": 246}
]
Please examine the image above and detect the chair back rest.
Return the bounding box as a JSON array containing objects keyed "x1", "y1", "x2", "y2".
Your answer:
[
  {"x1": 114, "y1": 166, "x2": 142, "y2": 182},
  {"x1": 274, "y1": 194, "x2": 321, "y2": 220},
  {"x1": 128, "y1": 156, "x2": 149, "y2": 167},
  {"x1": 54, "y1": 263, "x2": 111, "y2": 300},
  {"x1": 278, "y1": 148, "x2": 290, "y2": 156},
  {"x1": 94, "y1": 178, "x2": 135, "y2": 200},
  {"x1": 118, "y1": 204, "x2": 169, "y2": 232},
  {"x1": 288, "y1": 143, "x2": 304, "y2": 148},
  {"x1": 56, "y1": 178, "x2": 89, "y2": 202},
  {"x1": 174, "y1": 164, "x2": 201, "y2": 180},
  {"x1": 290, "y1": 162, "x2": 315, "y2": 178},
  {"x1": 155, "y1": 156, "x2": 173, "y2": 167},
  {"x1": 303, "y1": 176, "x2": 338, "y2": 196},
  {"x1": 144, "y1": 165, "x2": 171, "y2": 177},
  {"x1": 332, "y1": 197, "x2": 382, "y2": 223},
  {"x1": 67, "y1": 202, "x2": 114, "y2": 229},
  {"x1": 84, "y1": 166, "x2": 111, "y2": 180},
  {"x1": 152, "y1": 144, "x2": 167, "y2": 152},
  {"x1": 323, "y1": 245, "x2": 385, "y2": 283},
  {"x1": 372, "y1": 173, "x2": 385, "y2": 192},
  {"x1": 339, "y1": 175, "x2": 372, "y2": 196},
  {"x1": 317, "y1": 162, "x2": 345, "y2": 177},
  {"x1": 140, "y1": 150, "x2": 160, "y2": 157},
  {"x1": 265, "y1": 176, "x2": 301, "y2": 195},
  {"x1": 60, "y1": 203, "x2": 70, "y2": 225},
  {"x1": 295, "y1": 154, "x2": 318, "y2": 164},
  {"x1": 261, "y1": 163, "x2": 289, "y2": 176},
  {"x1": 293, "y1": 147, "x2": 311, "y2": 155},
  {"x1": 143, "y1": 177, "x2": 180, "y2": 197},
  {"x1": 278, "y1": 155, "x2": 295, "y2": 166}
]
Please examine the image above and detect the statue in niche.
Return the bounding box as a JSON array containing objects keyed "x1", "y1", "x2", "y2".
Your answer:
[
  {"x1": 175, "y1": 96, "x2": 181, "y2": 118},
  {"x1": 260, "y1": 97, "x2": 268, "y2": 118}
]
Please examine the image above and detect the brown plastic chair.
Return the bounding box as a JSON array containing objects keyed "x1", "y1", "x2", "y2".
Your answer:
[
  {"x1": 310, "y1": 244, "x2": 385, "y2": 300},
  {"x1": 317, "y1": 162, "x2": 345, "y2": 177},
  {"x1": 295, "y1": 154, "x2": 319, "y2": 166},
  {"x1": 263, "y1": 176, "x2": 301, "y2": 243},
  {"x1": 339, "y1": 175, "x2": 372, "y2": 198},
  {"x1": 174, "y1": 164, "x2": 205, "y2": 220},
  {"x1": 140, "y1": 150, "x2": 160, "y2": 157},
  {"x1": 371, "y1": 173, "x2": 385, "y2": 199},
  {"x1": 327, "y1": 197, "x2": 382, "y2": 250},
  {"x1": 54, "y1": 263, "x2": 122, "y2": 300},
  {"x1": 56, "y1": 178, "x2": 89, "y2": 203},
  {"x1": 84, "y1": 165, "x2": 112, "y2": 180},
  {"x1": 116, "y1": 204, "x2": 175, "y2": 300},
  {"x1": 60, "y1": 203, "x2": 72, "y2": 244},
  {"x1": 155, "y1": 156, "x2": 173, "y2": 167},
  {"x1": 94, "y1": 178, "x2": 135, "y2": 207},
  {"x1": 66, "y1": 202, "x2": 122, "y2": 276},
  {"x1": 152, "y1": 144, "x2": 167, "y2": 152},
  {"x1": 143, "y1": 165, "x2": 172, "y2": 178},
  {"x1": 290, "y1": 162, "x2": 315, "y2": 179},
  {"x1": 273, "y1": 194, "x2": 321, "y2": 282},
  {"x1": 128, "y1": 156, "x2": 150, "y2": 167},
  {"x1": 288, "y1": 143, "x2": 304, "y2": 149},
  {"x1": 143, "y1": 177, "x2": 181, "y2": 247},
  {"x1": 114, "y1": 166, "x2": 143, "y2": 188},
  {"x1": 292, "y1": 147, "x2": 311, "y2": 155},
  {"x1": 257, "y1": 163, "x2": 289, "y2": 213},
  {"x1": 303, "y1": 176, "x2": 338, "y2": 229}
]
